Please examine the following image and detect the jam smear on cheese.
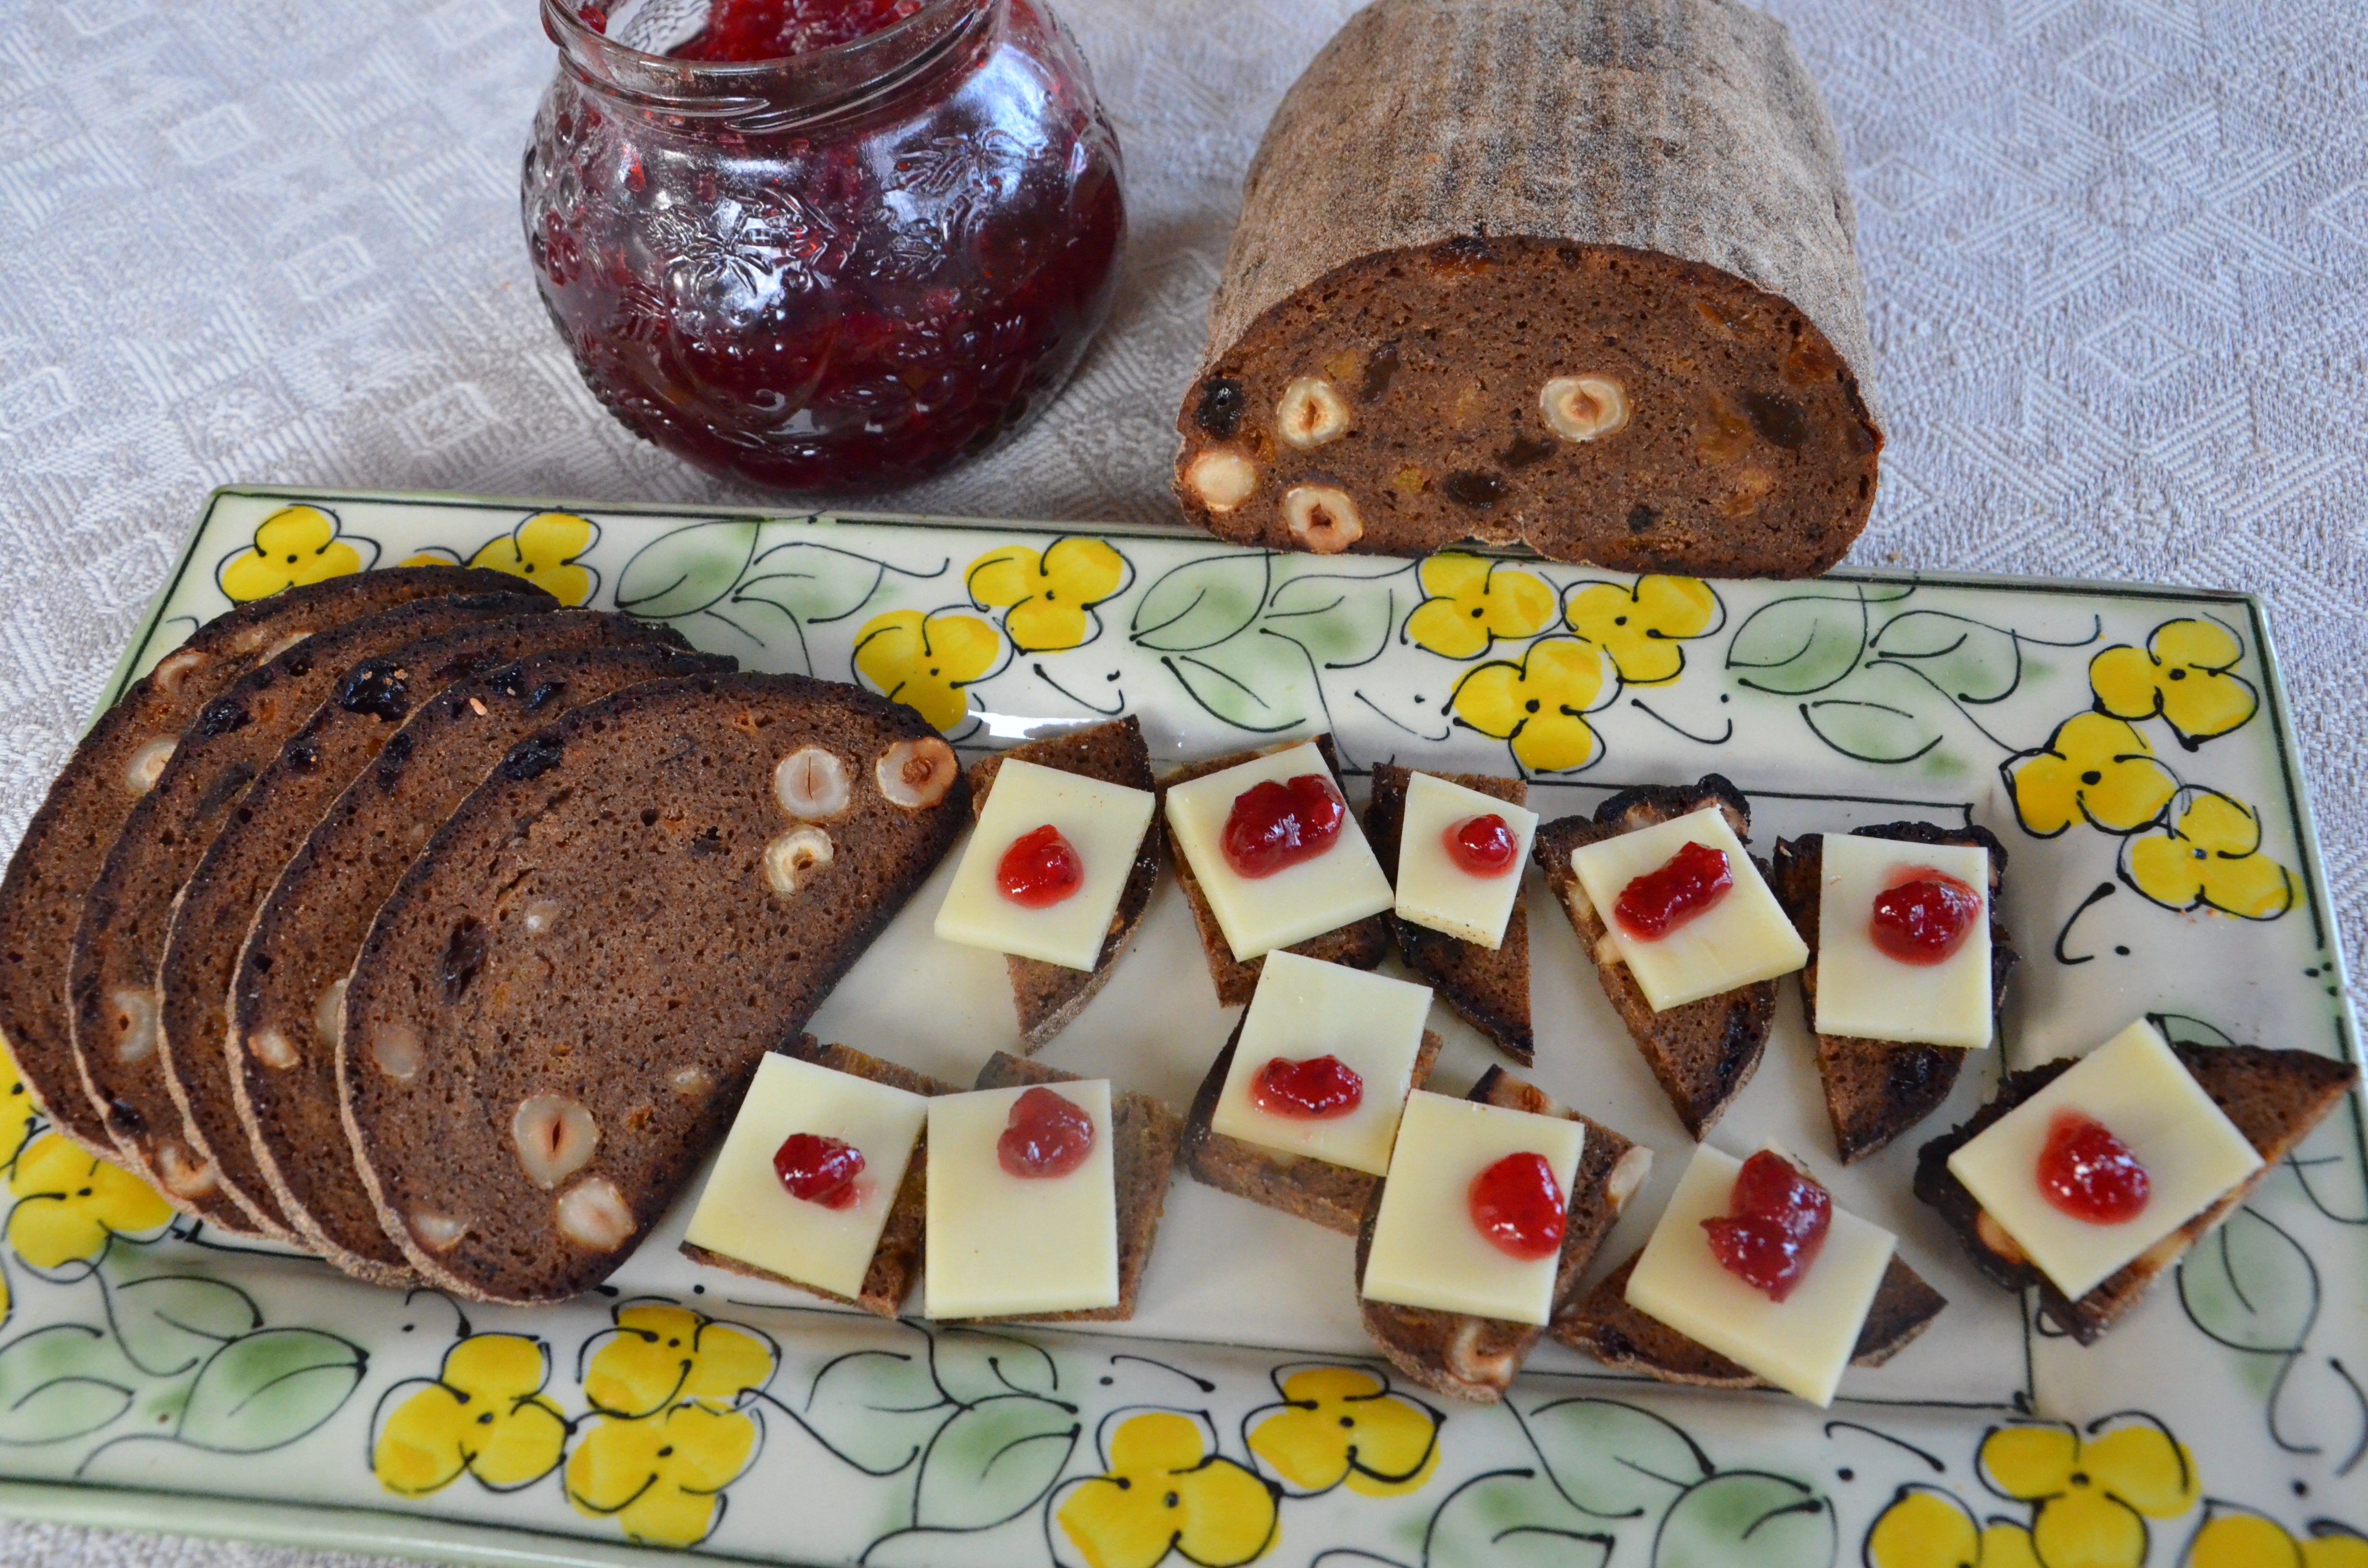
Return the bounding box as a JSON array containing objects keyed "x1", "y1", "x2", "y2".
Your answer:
[
  {"x1": 1701, "y1": 1150, "x2": 1831, "y2": 1301},
  {"x1": 998, "y1": 1087, "x2": 1096, "y2": 1178},
  {"x1": 1250, "y1": 1054, "x2": 1364, "y2": 1119},
  {"x1": 1468, "y1": 1152, "x2": 1567, "y2": 1261},
  {"x1": 1445, "y1": 813, "x2": 1520, "y2": 877},
  {"x1": 997, "y1": 824, "x2": 1085, "y2": 908},
  {"x1": 1615, "y1": 840, "x2": 1734, "y2": 940},
  {"x1": 1870, "y1": 868, "x2": 1981, "y2": 964},
  {"x1": 773, "y1": 1132, "x2": 865, "y2": 1210},
  {"x1": 2036, "y1": 1110, "x2": 2151, "y2": 1223},
  {"x1": 1222, "y1": 775, "x2": 1345, "y2": 878}
]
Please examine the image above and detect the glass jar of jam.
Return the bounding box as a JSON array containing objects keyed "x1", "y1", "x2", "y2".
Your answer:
[{"x1": 522, "y1": 0, "x2": 1127, "y2": 493}]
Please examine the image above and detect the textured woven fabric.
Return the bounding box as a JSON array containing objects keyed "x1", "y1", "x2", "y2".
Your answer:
[{"x1": 0, "y1": 0, "x2": 2362, "y2": 1558}]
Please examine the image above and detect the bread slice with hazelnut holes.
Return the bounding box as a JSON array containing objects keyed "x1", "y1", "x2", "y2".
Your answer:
[
  {"x1": 1363, "y1": 763, "x2": 1532, "y2": 1063},
  {"x1": 337, "y1": 671, "x2": 970, "y2": 1304}
]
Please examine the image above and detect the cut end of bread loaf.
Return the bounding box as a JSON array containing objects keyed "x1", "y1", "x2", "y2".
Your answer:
[{"x1": 1363, "y1": 763, "x2": 1532, "y2": 1063}]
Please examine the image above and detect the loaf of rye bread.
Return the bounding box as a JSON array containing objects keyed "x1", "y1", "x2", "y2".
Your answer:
[
  {"x1": 1166, "y1": 737, "x2": 1389, "y2": 1007},
  {"x1": 68, "y1": 588, "x2": 558, "y2": 1210},
  {"x1": 1173, "y1": 0, "x2": 1881, "y2": 574},
  {"x1": 967, "y1": 718, "x2": 1164, "y2": 1051},
  {"x1": 1532, "y1": 776, "x2": 1775, "y2": 1137},
  {"x1": 1181, "y1": 1014, "x2": 1443, "y2": 1236},
  {"x1": 681, "y1": 1036, "x2": 957, "y2": 1317},
  {"x1": 338, "y1": 672, "x2": 969, "y2": 1303},
  {"x1": 1915, "y1": 1042, "x2": 2357, "y2": 1344},
  {"x1": 1768, "y1": 824, "x2": 2019, "y2": 1164},
  {"x1": 0, "y1": 566, "x2": 538, "y2": 1157},
  {"x1": 1363, "y1": 763, "x2": 1532, "y2": 1062},
  {"x1": 1355, "y1": 1067, "x2": 1650, "y2": 1402},
  {"x1": 234, "y1": 643, "x2": 732, "y2": 1284}
]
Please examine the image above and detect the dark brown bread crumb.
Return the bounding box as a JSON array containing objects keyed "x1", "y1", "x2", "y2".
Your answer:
[{"x1": 1363, "y1": 763, "x2": 1531, "y2": 1062}]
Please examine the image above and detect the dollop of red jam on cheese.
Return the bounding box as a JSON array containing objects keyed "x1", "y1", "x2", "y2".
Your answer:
[
  {"x1": 2036, "y1": 1111, "x2": 2151, "y2": 1223},
  {"x1": 1701, "y1": 1150, "x2": 1832, "y2": 1301},
  {"x1": 773, "y1": 1132, "x2": 864, "y2": 1209},
  {"x1": 1250, "y1": 1055, "x2": 1364, "y2": 1119},
  {"x1": 1446, "y1": 813, "x2": 1520, "y2": 877},
  {"x1": 998, "y1": 824, "x2": 1085, "y2": 908},
  {"x1": 998, "y1": 1086, "x2": 1096, "y2": 1179},
  {"x1": 1870, "y1": 868, "x2": 1982, "y2": 964},
  {"x1": 1614, "y1": 840, "x2": 1733, "y2": 940},
  {"x1": 1221, "y1": 775, "x2": 1344, "y2": 878},
  {"x1": 1469, "y1": 1152, "x2": 1567, "y2": 1261}
]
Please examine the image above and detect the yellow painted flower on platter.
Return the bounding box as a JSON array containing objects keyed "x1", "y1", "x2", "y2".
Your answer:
[
  {"x1": 2001, "y1": 713, "x2": 2177, "y2": 837},
  {"x1": 1405, "y1": 553, "x2": 1555, "y2": 659},
  {"x1": 1450, "y1": 637, "x2": 1610, "y2": 773},
  {"x1": 2189, "y1": 1508, "x2": 2368, "y2": 1568},
  {"x1": 1057, "y1": 1410, "x2": 1277, "y2": 1568},
  {"x1": 1976, "y1": 1418, "x2": 2197, "y2": 1568},
  {"x1": 372, "y1": 1334, "x2": 569, "y2": 1496},
  {"x1": 583, "y1": 1303, "x2": 774, "y2": 1419},
  {"x1": 216, "y1": 504, "x2": 376, "y2": 601},
  {"x1": 1246, "y1": 1367, "x2": 1439, "y2": 1498},
  {"x1": 4, "y1": 1133, "x2": 172, "y2": 1270},
  {"x1": 1865, "y1": 1485, "x2": 2040, "y2": 1568},
  {"x1": 458, "y1": 512, "x2": 601, "y2": 606},
  {"x1": 1564, "y1": 574, "x2": 1722, "y2": 685},
  {"x1": 2088, "y1": 618, "x2": 2256, "y2": 750},
  {"x1": 2121, "y1": 789, "x2": 2296, "y2": 919},
  {"x1": 852, "y1": 608, "x2": 1002, "y2": 732},
  {"x1": 567, "y1": 1401, "x2": 758, "y2": 1548},
  {"x1": 967, "y1": 539, "x2": 1129, "y2": 653}
]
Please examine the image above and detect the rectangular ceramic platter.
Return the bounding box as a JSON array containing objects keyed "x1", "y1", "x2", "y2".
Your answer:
[{"x1": 2, "y1": 485, "x2": 2357, "y2": 1568}]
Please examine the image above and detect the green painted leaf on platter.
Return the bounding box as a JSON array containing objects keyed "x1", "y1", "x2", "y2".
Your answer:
[
  {"x1": 1653, "y1": 1472, "x2": 1834, "y2": 1568},
  {"x1": 1130, "y1": 553, "x2": 1269, "y2": 653},
  {"x1": 928, "y1": 1327, "x2": 1063, "y2": 1407},
  {"x1": 176, "y1": 1328, "x2": 365, "y2": 1454},
  {"x1": 1869, "y1": 611, "x2": 2023, "y2": 705},
  {"x1": 1724, "y1": 596, "x2": 1866, "y2": 695},
  {"x1": 1523, "y1": 1398, "x2": 1710, "y2": 1519},
  {"x1": 803, "y1": 1346, "x2": 947, "y2": 1477},
  {"x1": 1423, "y1": 1470, "x2": 1614, "y2": 1568},
  {"x1": 2177, "y1": 1206, "x2": 2317, "y2": 1354},
  {"x1": 1800, "y1": 698, "x2": 1945, "y2": 764},
  {"x1": 733, "y1": 542, "x2": 902, "y2": 630},
  {"x1": 0, "y1": 1325, "x2": 141, "y2": 1445},
  {"x1": 615, "y1": 520, "x2": 768, "y2": 620},
  {"x1": 1262, "y1": 569, "x2": 1403, "y2": 670},
  {"x1": 109, "y1": 1275, "x2": 261, "y2": 1380},
  {"x1": 913, "y1": 1393, "x2": 1078, "y2": 1532},
  {"x1": 1157, "y1": 637, "x2": 1312, "y2": 734}
]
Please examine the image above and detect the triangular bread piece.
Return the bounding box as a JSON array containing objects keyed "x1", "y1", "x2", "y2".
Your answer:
[
  {"x1": 1915, "y1": 1041, "x2": 2358, "y2": 1343},
  {"x1": 1532, "y1": 775, "x2": 1775, "y2": 1137},
  {"x1": 967, "y1": 718, "x2": 1164, "y2": 1051},
  {"x1": 1767, "y1": 823, "x2": 2019, "y2": 1163},
  {"x1": 1363, "y1": 763, "x2": 1532, "y2": 1063}
]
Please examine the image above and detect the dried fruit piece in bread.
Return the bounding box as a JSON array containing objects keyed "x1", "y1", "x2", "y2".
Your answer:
[{"x1": 1364, "y1": 762, "x2": 1531, "y2": 1063}]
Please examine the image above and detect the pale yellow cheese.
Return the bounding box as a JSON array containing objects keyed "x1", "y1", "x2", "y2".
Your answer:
[
  {"x1": 1359, "y1": 1090, "x2": 1586, "y2": 1325},
  {"x1": 1569, "y1": 806, "x2": 1807, "y2": 1010},
  {"x1": 1392, "y1": 772, "x2": 1539, "y2": 948},
  {"x1": 1209, "y1": 952, "x2": 1432, "y2": 1175},
  {"x1": 925, "y1": 1081, "x2": 1119, "y2": 1318},
  {"x1": 1814, "y1": 834, "x2": 1993, "y2": 1049},
  {"x1": 682, "y1": 1053, "x2": 927, "y2": 1301},
  {"x1": 1624, "y1": 1142, "x2": 1896, "y2": 1407},
  {"x1": 1164, "y1": 741, "x2": 1394, "y2": 960},
  {"x1": 934, "y1": 758, "x2": 1157, "y2": 971},
  {"x1": 1946, "y1": 1018, "x2": 2263, "y2": 1300}
]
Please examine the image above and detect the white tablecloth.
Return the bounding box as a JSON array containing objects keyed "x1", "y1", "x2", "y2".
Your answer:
[{"x1": 1, "y1": 0, "x2": 2362, "y2": 1560}]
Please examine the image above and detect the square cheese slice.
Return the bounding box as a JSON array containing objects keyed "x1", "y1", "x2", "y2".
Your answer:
[
  {"x1": 1209, "y1": 952, "x2": 1433, "y2": 1176},
  {"x1": 1814, "y1": 834, "x2": 1994, "y2": 1049},
  {"x1": 682, "y1": 1053, "x2": 929, "y2": 1301},
  {"x1": 1569, "y1": 805, "x2": 1808, "y2": 1011},
  {"x1": 935, "y1": 758, "x2": 1157, "y2": 971},
  {"x1": 1946, "y1": 1018, "x2": 2263, "y2": 1301},
  {"x1": 1164, "y1": 741, "x2": 1394, "y2": 961},
  {"x1": 1360, "y1": 1090, "x2": 1586, "y2": 1325},
  {"x1": 1393, "y1": 772, "x2": 1539, "y2": 948},
  {"x1": 925, "y1": 1081, "x2": 1119, "y2": 1318},
  {"x1": 1624, "y1": 1142, "x2": 1896, "y2": 1407}
]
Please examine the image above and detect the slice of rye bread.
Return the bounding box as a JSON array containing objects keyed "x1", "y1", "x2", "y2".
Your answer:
[
  {"x1": 1363, "y1": 763, "x2": 1532, "y2": 1062},
  {"x1": 1551, "y1": 1250, "x2": 1947, "y2": 1387},
  {"x1": 681, "y1": 1035, "x2": 958, "y2": 1317},
  {"x1": 1914, "y1": 1041, "x2": 2358, "y2": 1344},
  {"x1": 1355, "y1": 1067, "x2": 1652, "y2": 1403},
  {"x1": 1179, "y1": 1011, "x2": 1443, "y2": 1235},
  {"x1": 1767, "y1": 824, "x2": 2020, "y2": 1164},
  {"x1": 68, "y1": 588, "x2": 560, "y2": 1209},
  {"x1": 233, "y1": 644, "x2": 733, "y2": 1285},
  {"x1": 0, "y1": 565, "x2": 540, "y2": 1156},
  {"x1": 151, "y1": 612, "x2": 689, "y2": 1242},
  {"x1": 967, "y1": 717, "x2": 1165, "y2": 1051},
  {"x1": 967, "y1": 1050, "x2": 1183, "y2": 1323},
  {"x1": 1532, "y1": 775, "x2": 1776, "y2": 1138},
  {"x1": 1164, "y1": 736, "x2": 1389, "y2": 1007},
  {"x1": 338, "y1": 672, "x2": 971, "y2": 1303}
]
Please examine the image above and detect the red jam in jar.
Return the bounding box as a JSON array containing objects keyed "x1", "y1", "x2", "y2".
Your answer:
[
  {"x1": 1469, "y1": 1152, "x2": 1566, "y2": 1261},
  {"x1": 1446, "y1": 814, "x2": 1519, "y2": 877},
  {"x1": 1221, "y1": 775, "x2": 1345, "y2": 879},
  {"x1": 2036, "y1": 1111, "x2": 2150, "y2": 1224},
  {"x1": 1701, "y1": 1150, "x2": 1831, "y2": 1301},
  {"x1": 1250, "y1": 1055, "x2": 1363, "y2": 1119},
  {"x1": 525, "y1": 0, "x2": 1126, "y2": 494},
  {"x1": 998, "y1": 823, "x2": 1083, "y2": 907},
  {"x1": 1614, "y1": 840, "x2": 1733, "y2": 940},
  {"x1": 997, "y1": 1085, "x2": 1094, "y2": 1178},
  {"x1": 774, "y1": 1131, "x2": 865, "y2": 1207},
  {"x1": 1870, "y1": 869, "x2": 1981, "y2": 965}
]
